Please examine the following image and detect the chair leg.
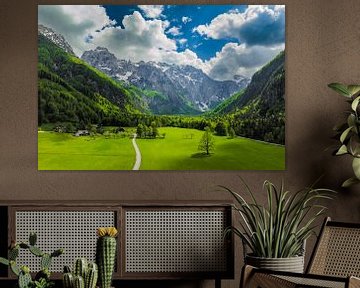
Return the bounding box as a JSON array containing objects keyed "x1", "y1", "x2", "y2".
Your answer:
[
  {"x1": 215, "y1": 278, "x2": 221, "y2": 288},
  {"x1": 240, "y1": 265, "x2": 255, "y2": 288}
]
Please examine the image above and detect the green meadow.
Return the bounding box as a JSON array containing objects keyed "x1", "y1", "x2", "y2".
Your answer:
[
  {"x1": 38, "y1": 132, "x2": 134, "y2": 170},
  {"x1": 38, "y1": 127, "x2": 285, "y2": 170},
  {"x1": 137, "y1": 127, "x2": 284, "y2": 170}
]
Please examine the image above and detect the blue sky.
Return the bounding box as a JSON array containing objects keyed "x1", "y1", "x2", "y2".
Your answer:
[
  {"x1": 103, "y1": 5, "x2": 246, "y2": 61},
  {"x1": 38, "y1": 5, "x2": 285, "y2": 81}
]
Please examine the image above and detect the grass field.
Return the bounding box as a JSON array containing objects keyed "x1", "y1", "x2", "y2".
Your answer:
[
  {"x1": 38, "y1": 132, "x2": 134, "y2": 170},
  {"x1": 137, "y1": 127, "x2": 285, "y2": 170},
  {"x1": 38, "y1": 127, "x2": 285, "y2": 170}
]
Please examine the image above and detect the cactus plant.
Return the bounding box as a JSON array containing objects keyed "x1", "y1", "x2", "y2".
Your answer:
[
  {"x1": 85, "y1": 262, "x2": 98, "y2": 288},
  {"x1": 96, "y1": 227, "x2": 118, "y2": 288},
  {"x1": 41, "y1": 253, "x2": 52, "y2": 270},
  {"x1": 19, "y1": 268, "x2": 32, "y2": 288},
  {"x1": 74, "y1": 258, "x2": 87, "y2": 279},
  {"x1": 62, "y1": 259, "x2": 98, "y2": 288},
  {"x1": 0, "y1": 232, "x2": 63, "y2": 288},
  {"x1": 63, "y1": 272, "x2": 74, "y2": 288},
  {"x1": 73, "y1": 275, "x2": 85, "y2": 288}
]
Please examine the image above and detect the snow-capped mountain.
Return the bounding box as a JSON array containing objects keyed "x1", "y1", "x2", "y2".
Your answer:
[
  {"x1": 38, "y1": 24, "x2": 75, "y2": 55},
  {"x1": 81, "y1": 47, "x2": 249, "y2": 112}
]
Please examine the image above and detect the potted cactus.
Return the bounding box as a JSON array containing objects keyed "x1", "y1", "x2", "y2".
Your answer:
[
  {"x1": 62, "y1": 258, "x2": 98, "y2": 288},
  {"x1": 96, "y1": 227, "x2": 118, "y2": 288},
  {"x1": 0, "y1": 232, "x2": 63, "y2": 288}
]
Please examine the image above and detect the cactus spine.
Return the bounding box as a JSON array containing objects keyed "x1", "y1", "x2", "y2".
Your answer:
[{"x1": 96, "y1": 227, "x2": 118, "y2": 288}]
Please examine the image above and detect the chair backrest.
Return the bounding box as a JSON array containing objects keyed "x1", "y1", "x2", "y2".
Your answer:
[{"x1": 307, "y1": 217, "x2": 360, "y2": 277}]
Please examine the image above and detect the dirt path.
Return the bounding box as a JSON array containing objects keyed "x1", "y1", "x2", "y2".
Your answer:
[{"x1": 132, "y1": 133, "x2": 141, "y2": 170}]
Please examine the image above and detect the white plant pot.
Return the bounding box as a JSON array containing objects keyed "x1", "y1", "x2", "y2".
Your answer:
[{"x1": 245, "y1": 254, "x2": 305, "y2": 273}]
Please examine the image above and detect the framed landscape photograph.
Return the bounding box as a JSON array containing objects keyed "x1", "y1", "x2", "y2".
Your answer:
[{"x1": 37, "y1": 4, "x2": 285, "y2": 170}]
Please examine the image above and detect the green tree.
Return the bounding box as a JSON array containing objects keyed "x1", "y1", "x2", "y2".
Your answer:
[
  {"x1": 65, "y1": 122, "x2": 75, "y2": 133},
  {"x1": 151, "y1": 121, "x2": 159, "y2": 138},
  {"x1": 215, "y1": 121, "x2": 228, "y2": 136},
  {"x1": 136, "y1": 124, "x2": 144, "y2": 138},
  {"x1": 198, "y1": 126, "x2": 215, "y2": 155},
  {"x1": 228, "y1": 127, "x2": 236, "y2": 139}
]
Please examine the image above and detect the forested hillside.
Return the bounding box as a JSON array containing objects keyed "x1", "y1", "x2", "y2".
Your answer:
[
  {"x1": 212, "y1": 51, "x2": 285, "y2": 144},
  {"x1": 38, "y1": 34, "x2": 149, "y2": 127}
]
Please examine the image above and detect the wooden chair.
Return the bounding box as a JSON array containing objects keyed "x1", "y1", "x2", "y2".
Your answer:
[{"x1": 241, "y1": 217, "x2": 360, "y2": 288}]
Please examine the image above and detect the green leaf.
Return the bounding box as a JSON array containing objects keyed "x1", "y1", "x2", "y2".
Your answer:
[
  {"x1": 328, "y1": 83, "x2": 351, "y2": 97},
  {"x1": 347, "y1": 114, "x2": 356, "y2": 128},
  {"x1": 352, "y1": 157, "x2": 360, "y2": 179},
  {"x1": 351, "y1": 96, "x2": 360, "y2": 111},
  {"x1": 336, "y1": 144, "x2": 348, "y2": 155},
  {"x1": 350, "y1": 135, "x2": 360, "y2": 156},
  {"x1": 340, "y1": 127, "x2": 352, "y2": 143},
  {"x1": 342, "y1": 177, "x2": 360, "y2": 188},
  {"x1": 10, "y1": 261, "x2": 20, "y2": 276},
  {"x1": 0, "y1": 257, "x2": 9, "y2": 266},
  {"x1": 347, "y1": 85, "x2": 360, "y2": 97}
]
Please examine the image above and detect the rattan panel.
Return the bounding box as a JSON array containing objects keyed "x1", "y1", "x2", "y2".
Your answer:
[
  {"x1": 310, "y1": 226, "x2": 360, "y2": 277},
  {"x1": 277, "y1": 275, "x2": 345, "y2": 288},
  {"x1": 125, "y1": 210, "x2": 227, "y2": 273},
  {"x1": 15, "y1": 211, "x2": 115, "y2": 272}
]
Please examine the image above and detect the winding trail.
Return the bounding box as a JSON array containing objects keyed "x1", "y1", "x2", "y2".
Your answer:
[{"x1": 132, "y1": 133, "x2": 142, "y2": 170}]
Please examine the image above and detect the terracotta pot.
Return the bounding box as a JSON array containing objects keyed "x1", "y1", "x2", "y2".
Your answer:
[{"x1": 245, "y1": 254, "x2": 304, "y2": 273}]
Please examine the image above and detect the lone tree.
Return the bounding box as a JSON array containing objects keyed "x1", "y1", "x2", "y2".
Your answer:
[{"x1": 198, "y1": 126, "x2": 215, "y2": 155}]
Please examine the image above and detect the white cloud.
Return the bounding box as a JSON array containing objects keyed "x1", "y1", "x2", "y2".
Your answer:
[
  {"x1": 194, "y1": 5, "x2": 285, "y2": 46},
  {"x1": 181, "y1": 16, "x2": 192, "y2": 24},
  {"x1": 137, "y1": 5, "x2": 164, "y2": 19},
  {"x1": 167, "y1": 26, "x2": 182, "y2": 36},
  {"x1": 91, "y1": 11, "x2": 177, "y2": 62},
  {"x1": 178, "y1": 38, "x2": 187, "y2": 45},
  {"x1": 204, "y1": 42, "x2": 284, "y2": 80},
  {"x1": 38, "y1": 5, "x2": 115, "y2": 55}
]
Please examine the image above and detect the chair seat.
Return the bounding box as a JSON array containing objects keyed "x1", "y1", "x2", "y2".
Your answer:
[
  {"x1": 277, "y1": 275, "x2": 346, "y2": 288},
  {"x1": 243, "y1": 266, "x2": 360, "y2": 288}
]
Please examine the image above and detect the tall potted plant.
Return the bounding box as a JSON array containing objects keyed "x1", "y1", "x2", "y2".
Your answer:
[
  {"x1": 328, "y1": 83, "x2": 360, "y2": 187},
  {"x1": 222, "y1": 179, "x2": 334, "y2": 273}
]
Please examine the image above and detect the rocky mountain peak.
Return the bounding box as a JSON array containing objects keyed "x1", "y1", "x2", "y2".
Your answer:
[
  {"x1": 38, "y1": 24, "x2": 75, "y2": 55},
  {"x1": 81, "y1": 47, "x2": 249, "y2": 112}
]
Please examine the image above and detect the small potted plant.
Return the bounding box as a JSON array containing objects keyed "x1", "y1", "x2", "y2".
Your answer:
[
  {"x1": 222, "y1": 179, "x2": 334, "y2": 273},
  {"x1": 0, "y1": 232, "x2": 63, "y2": 288},
  {"x1": 328, "y1": 83, "x2": 360, "y2": 187}
]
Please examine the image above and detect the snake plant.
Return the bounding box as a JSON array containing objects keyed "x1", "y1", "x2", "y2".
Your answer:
[
  {"x1": 222, "y1": 179, "x2": 335, "y2": 258},
  {"x1": 328, "y1": 83, "x2": 360, "y2": 187}
]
